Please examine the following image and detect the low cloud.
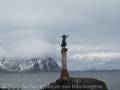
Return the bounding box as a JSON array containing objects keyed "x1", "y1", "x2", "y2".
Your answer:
[
  {"x1": 0, "y1": 31, "x2": 58, "y2": 58},
  {"x1": 68, "y1": 52, "x2": 120, "y2": 71}
]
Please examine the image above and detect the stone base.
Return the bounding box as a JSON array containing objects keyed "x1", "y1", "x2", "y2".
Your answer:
[
  {"x1": 41, "y1": 77, "x2": 108, "y2": 90},
  {"x1": 60, "y1": 69, "x2": 69, "y2": 79}
]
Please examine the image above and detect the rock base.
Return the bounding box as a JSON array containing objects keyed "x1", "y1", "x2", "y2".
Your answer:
[{"x1": 41, "y1": 77, "x2": 108, "y2": 90}]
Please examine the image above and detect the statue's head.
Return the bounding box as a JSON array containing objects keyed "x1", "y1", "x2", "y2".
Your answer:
[
  {"x1": 62, "y1": 34, "x2": 66, "y2": 39},
  {"x1": 62, "y1": 34, "x2": 69, "y2": 39}
]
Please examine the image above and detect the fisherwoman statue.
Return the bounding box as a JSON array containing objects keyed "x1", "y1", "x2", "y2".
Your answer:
[{"x1": 61, "y1": 34, "x2": 69, "y2": 48}]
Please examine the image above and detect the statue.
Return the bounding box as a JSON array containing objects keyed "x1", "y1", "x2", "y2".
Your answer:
[{"x1": 61, "y1": 34, "x2": 69, "y2": 48}]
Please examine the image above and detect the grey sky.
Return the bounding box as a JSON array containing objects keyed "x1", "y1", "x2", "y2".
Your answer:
[{"x1": 0, "y1": 0, "x2": 120, "y2": 70}]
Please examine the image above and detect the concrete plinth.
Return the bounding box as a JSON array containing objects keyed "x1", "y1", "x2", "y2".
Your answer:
[
  {"x1": 60, "y1": 48, "x2": 69, "y2": 79},
  {"x1": 60, "y1": 69, "x2": 69, "y2": 79}
]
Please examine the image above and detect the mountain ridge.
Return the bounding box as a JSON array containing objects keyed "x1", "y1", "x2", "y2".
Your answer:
[{"x1": 0, "y1": 57, "x2": 61, "y2": 72}]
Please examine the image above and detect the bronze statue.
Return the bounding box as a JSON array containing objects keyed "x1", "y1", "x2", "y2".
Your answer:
[{"x1": 61, "y1": 34, "x2": 69, "y2": 48}]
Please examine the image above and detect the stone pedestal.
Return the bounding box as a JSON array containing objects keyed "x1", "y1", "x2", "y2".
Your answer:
[
  {"x1": 60, "y1": 48, "x2": 69, "y2": 79},
  {"x1": 41, "y1": 77, "x2": 108, "y2": 90}
]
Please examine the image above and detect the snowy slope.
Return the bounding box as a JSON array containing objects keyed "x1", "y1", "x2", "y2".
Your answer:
[{"x1": 0, "y1": 57, "x2": 60, "y2": 72}]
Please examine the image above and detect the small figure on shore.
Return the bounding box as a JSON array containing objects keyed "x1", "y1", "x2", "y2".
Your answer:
[{"x1": 61, "y1": 34, "x2": 69, "y2": 48}]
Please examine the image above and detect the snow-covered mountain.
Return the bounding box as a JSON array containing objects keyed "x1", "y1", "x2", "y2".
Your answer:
[{"x1": 0, "y1": 57, "x2": 60, "y2": 72}]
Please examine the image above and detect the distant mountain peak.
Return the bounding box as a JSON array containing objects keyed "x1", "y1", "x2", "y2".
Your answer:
[{"x1": 0, "y1": 56, "x2": 60, "y2": 72}]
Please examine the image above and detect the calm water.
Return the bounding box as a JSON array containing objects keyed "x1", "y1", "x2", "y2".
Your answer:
[{"x1": 0, "y1": 71, "x2": 120, "y2": 90}]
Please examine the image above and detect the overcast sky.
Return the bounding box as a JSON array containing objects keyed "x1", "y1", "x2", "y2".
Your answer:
[{"x1": 0, "y1": 0, "x2": 120, "y2": 70}]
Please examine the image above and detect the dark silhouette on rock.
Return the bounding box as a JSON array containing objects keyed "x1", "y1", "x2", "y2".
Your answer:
[{"x1": 41, "y1": 77, "x2": 108, "y2": 90}]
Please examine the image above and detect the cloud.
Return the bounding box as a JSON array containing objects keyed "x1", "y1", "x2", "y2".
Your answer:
[
  {"x1": 0, "y1": 39, "x2": 54, "y2": 58},
  {"x1": 0, "y1": 0, "x2": 120, "y2": 70},
  {"x1": 68, "y1": 52, "x2": 120, "y2": 71},
  {"x1": 71, "y1": 52, "x2": 120, "y2": 59},
  {"x1": 0, "y1": 30, "x2": 59, "y2": 58}
]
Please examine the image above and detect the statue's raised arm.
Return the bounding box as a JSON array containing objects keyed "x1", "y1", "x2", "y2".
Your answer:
[{"x1": 61, "y1": 34, "x2": 69, "y2": 48}]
